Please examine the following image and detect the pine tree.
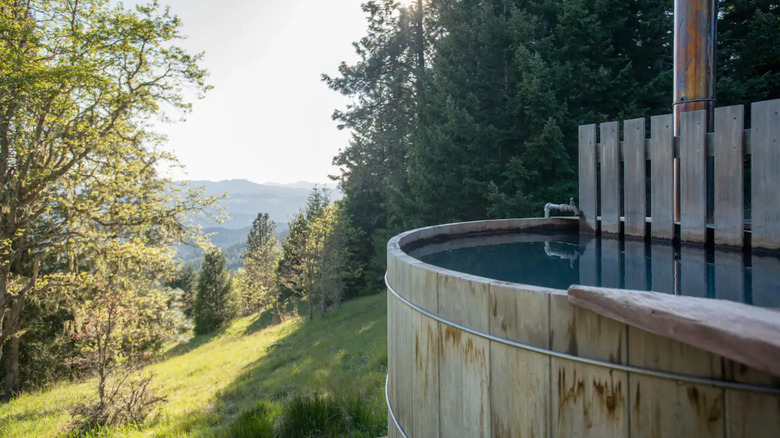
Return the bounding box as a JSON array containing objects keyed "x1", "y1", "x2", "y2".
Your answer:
[{"x1": 193, "y1": 250, "x2": 233, "y2": 335}]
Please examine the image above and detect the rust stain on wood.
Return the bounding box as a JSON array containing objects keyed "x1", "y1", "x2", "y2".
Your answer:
[{"x1": 592, "y1": 376, "x2": 623, "y2": 416}]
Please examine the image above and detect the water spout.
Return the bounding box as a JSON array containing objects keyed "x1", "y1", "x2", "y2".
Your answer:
[{"x1": 544, "y1": 198, "x2": 580, "y2": 218}]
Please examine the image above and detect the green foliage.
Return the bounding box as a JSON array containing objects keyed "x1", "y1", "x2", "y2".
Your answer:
[
  {"x1": 717, "y1": 0, "x2": 780, "y2": 105},
  {"x1": 193, "y1": 250, "x2": 234, "y2": 335},
  {"x1": 0, "y1": 294, "x2": 389, "y2": 437},
  {"x1": 273, "y1": 393, "x2": 385, "y2": 438},
  {"x1": 0, "y1": 0, "x2": 215, "y2": 396},
  {"x1": 238, "y1": 212, "x2": 278, "y2": 317}
]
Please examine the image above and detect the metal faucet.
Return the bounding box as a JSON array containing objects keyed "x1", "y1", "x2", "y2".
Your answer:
[{"x1": 544, "y1": 198, "x2": 580, "y2": 218}]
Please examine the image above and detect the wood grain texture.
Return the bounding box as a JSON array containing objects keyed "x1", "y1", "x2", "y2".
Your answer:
[
  {"x1": 650, "y1": 114, "x2": 675, "y2": 240},
  {"x1": 409, "y1": 264, "x2": 439, "y2": 437},
  {"x1": 680, "y1": 110, "x2": 708, "y2": 243},
  {"x1": 624, "y1": 118, "x2": 647, "y2": 237},
  {"x1": 412, "y1": 314, "x2": 439, "y2": 438},
  {"x1": 579, "y1": 124, "x2": 598, "y2": 233},
  {"x1": 437, "y1": 273, "x2": 490, "y2": 333},
  {"x1": 551, "y1": 359, "x2": 628, "y2": 438},
  {"x1": 439, "y1": 328, "x2": 491, "y2": 438},
  {"x1": 600, "y1": 121, "x2": 621, "y2": 234},
  {"x1": 751, "y1": 99, "x2": 780, "y2": 250},
  {"x1": 714, "y1": 105, "x2": 745, "y2": 247},
  {"x1": 628, "y1": 327, "x2": 724, "y2": 438},
  {"x1": 567, "y1": 285, "x2": 780, "y2": 376},
  {"x1": 488, "y1": 283, "x2": 551, "y2": 438},
  {"x1": 724, "y1": 360, "x2": 780, "y2": 438}
]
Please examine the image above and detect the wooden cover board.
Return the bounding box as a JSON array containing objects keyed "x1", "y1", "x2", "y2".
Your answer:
[{"x1": 568, "y1": 285, "x2": 780, "y2": 377}]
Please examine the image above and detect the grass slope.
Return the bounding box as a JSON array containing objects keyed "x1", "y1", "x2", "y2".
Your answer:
[{"x1": 0, "y1": 294, "x2": 388, "y2": 437}]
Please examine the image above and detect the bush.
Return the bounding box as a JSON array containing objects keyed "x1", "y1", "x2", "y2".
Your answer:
[{"x1": 274, "y1": 393, "x2": 385, "y2": 438}]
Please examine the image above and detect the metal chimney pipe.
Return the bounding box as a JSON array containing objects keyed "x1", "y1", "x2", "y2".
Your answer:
[
  {"x1": 673, "y1": 0, "x2": 717, "y2": 222},
  {"x1": 673, "y1": 0, "x2": 717, "y2": 133}
]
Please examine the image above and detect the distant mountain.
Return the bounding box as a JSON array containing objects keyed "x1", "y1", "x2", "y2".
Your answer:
[
  {"x1": 185, "y1": 179, "x2": 340, "y2": 230},
  {"x1": 176, "y1": 179, "x2": 337, "y2": 269}
]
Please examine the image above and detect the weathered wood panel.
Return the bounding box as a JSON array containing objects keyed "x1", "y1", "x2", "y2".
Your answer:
[
  {"x1": 409, "y1": 264, "x2": 439, "y2": 437},
  {"x1": 681, "y1": 245, "x2": 708, "y2": 298},
  {"x1": 579, "y1": 233, "x2": 598, "y2": 286},
  {"x1": 624, "y1": 239, "x2": 646, "y2": 291},
  {"x1": 680, "y1": 110, "x2": 708, "y2": 243},
  {"x1": 714, "y1": 251, "x2": 744, "y2": 304},
  {"x1": 714, "y1": 105, "x2": 745, "y2": 247},
  {"x1": 579, "y1": 124, "x2": 598, "y2": 233},
  {"x1": 601, "y1": 236, "x2": 621, "y2": 288},
  {"x1": 386, "y1": 292, "x2": 400, "y2": 438},
  {"x1": 438, "y1": 273, "x2": 491, "y2": 437},
  {"x1": 751, "y1": 253, "x2": 780, "y2": 308},
  {"x1": 751, "y1": 99, "x2": 780, "y2": 250},
  {"x1": 600, "y1": 121, "x2": 621, "y2": 234},
  {"x1": 567, "y1": 285, "x2": 780, "y2": 377},
  {"x1": 437, "y1": 273, "x2": 490, "y2": 332},
  {"x1": 551, "y1": 359, "x2": 628, "y2": 438},
  {"x1": 488, "y1": 282, "x2": 550, "y2": 438},
  {"x1": 628, "y1": 327, "x2": 724, "y2": 438},
  {"x1": 650, "y1": 241, "x2": 676, "y2": 294},
  {"x1": 624, "y1": 118, "x2": 647, "y2": 237},
  {"x1": 439, "y1": 327, "x2": 491, "y2": 438},
  {"x1": 650, "y1": 114, "x2": 675, "y2": 240},
  {"x1": 724, "y1": 361, "x2": 780, "y2": 438},
  {"x1": 393, "y1": 289, "x2": 414, "y2": 434}
]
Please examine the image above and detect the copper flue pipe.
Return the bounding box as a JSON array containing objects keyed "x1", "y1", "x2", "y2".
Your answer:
[
  {"x1": 673, "y1": 0, "x2": 717, "y2": 221},
  {"x1": 673, "y1": 0, "x2": 717, "y2": 134}
]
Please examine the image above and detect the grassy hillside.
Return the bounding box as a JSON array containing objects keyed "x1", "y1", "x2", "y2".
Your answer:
[{"x1": 0, "y1": 294, "x2": 388, "y2": 437}]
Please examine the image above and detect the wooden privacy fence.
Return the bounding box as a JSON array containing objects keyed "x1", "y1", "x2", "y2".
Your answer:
[{"x1": 578, "y1": 98, "x2": 780, "y2": 250}]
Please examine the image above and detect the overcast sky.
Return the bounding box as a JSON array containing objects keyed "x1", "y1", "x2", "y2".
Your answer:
[{"x1": 120, "y1": 0, "x2": 369, "y2": 184}]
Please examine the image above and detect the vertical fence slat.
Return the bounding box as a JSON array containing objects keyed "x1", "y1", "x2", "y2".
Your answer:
[
  {"x1": 751, "y1": 98, "x2": 780, "y2": 250},
  {"x1": 579, "y1": 124, "x2": 598, "y2": 233},
  {"x1": 714, "y1": 105, "x2": 745, "y2": 247},
  {"x1": 651, "y1": 114, "x2": 675, "y2": 240},
  {"x1": 600, "y1": 121, "x2": 621, "y2": 234},
  {"x1": 680, "y1": 110, "x2": 708, "y2": 243},
  {"x1": 624, "y1": 118, "x2": 647, "y2": 237}
]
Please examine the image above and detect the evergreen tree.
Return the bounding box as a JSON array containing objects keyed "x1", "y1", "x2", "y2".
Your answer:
[
  {"x1": 244, "y1": 213, "x2": 277, "y2": 257},
  {"x1": 193, "y1": 250, "x2": 234, "y2": 335},
  {"x1": 717, "y1": 0, "x2": 780, "y2": 105},
  {"x1": 240, "y1": 212, "x2": 278, "y2": 316}
]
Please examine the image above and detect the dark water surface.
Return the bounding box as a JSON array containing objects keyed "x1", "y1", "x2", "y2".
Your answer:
[{"x1": 409, "y1": 232, "x2": 780, "y2": 307}]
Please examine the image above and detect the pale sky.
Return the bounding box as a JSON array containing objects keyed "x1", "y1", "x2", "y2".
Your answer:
[{"x1": 121, "y1": 0, "x2": 369, "y2": 184}]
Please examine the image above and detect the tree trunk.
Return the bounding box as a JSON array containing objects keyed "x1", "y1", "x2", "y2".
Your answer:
[{"x1": 3, "y1": 336, "x2": 20, "y2": 400}]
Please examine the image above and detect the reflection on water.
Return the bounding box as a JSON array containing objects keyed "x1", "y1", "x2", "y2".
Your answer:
[{"x1": 410, "y1": 232, "x2": 780, "y2": 307}]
